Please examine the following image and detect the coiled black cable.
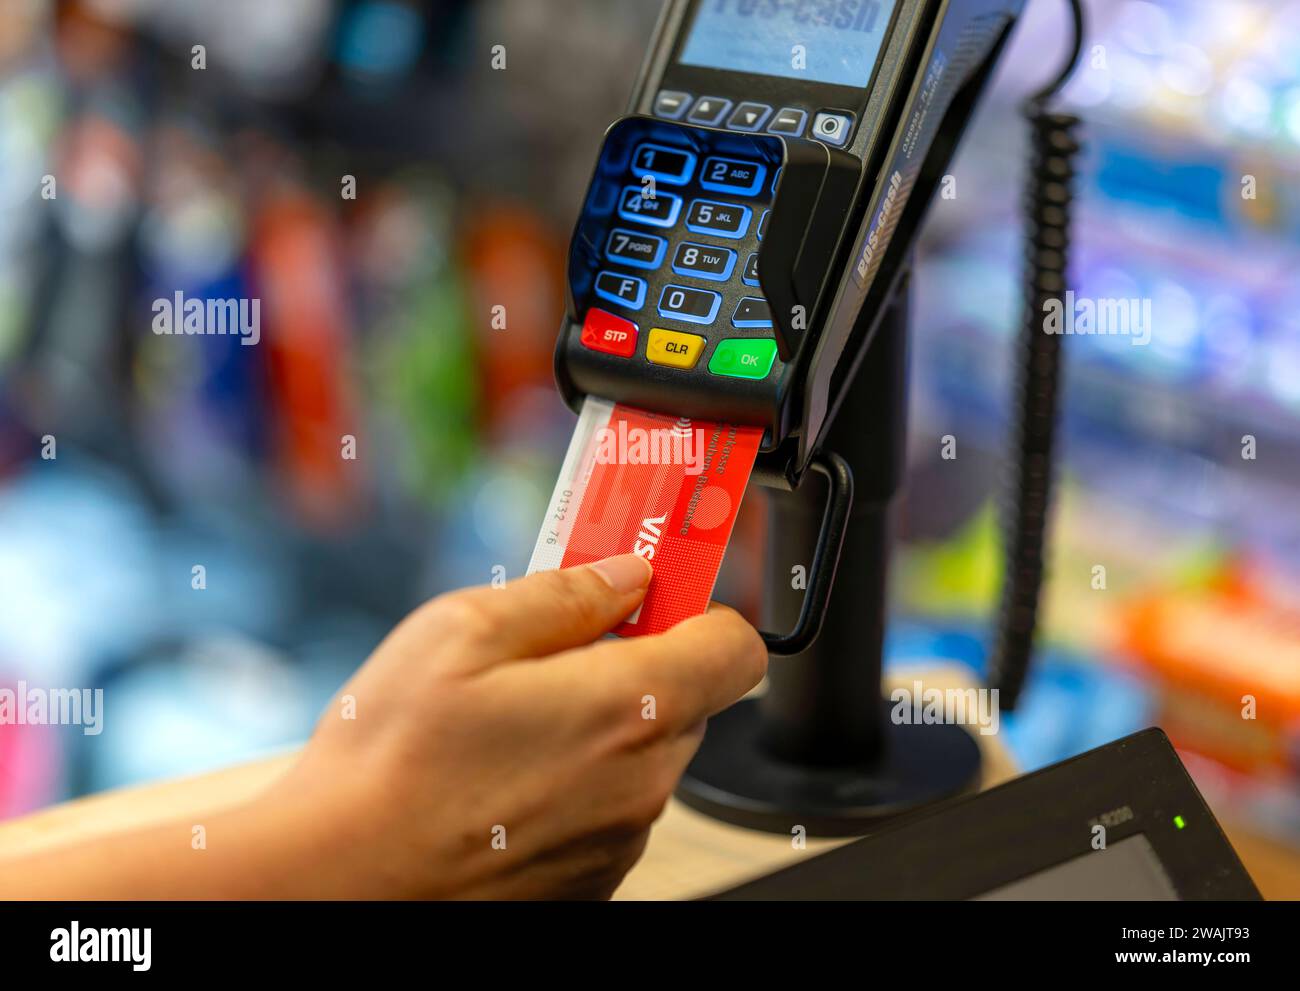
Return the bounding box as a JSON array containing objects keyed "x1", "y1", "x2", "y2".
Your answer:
[{"x1": 987, "y1": 0, "x2": 1085, "y2": 710}]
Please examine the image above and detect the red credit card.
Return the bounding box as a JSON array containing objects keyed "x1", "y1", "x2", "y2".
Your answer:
[{"x1": 529, "y1": 397, "x2": 763, "y2": 636}]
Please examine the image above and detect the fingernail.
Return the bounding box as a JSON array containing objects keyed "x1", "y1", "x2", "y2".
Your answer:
[{"x1": 589, "y1": 554, "x2": 652, "y2": 594}]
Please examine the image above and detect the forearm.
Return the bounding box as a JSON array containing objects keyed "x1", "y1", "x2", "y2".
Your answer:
[{"x1": 0, "y1": 796, "x2": 339, "y2": 900}]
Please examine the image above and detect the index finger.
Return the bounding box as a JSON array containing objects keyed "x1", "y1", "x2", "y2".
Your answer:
[{"x1": 564, "y1": 603, "x2": 768, "y2": 734}]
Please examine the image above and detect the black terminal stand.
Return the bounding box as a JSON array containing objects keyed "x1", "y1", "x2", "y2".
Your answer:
[{"x1": 677, "y1": 271, "x2": 983, "y2": 837}]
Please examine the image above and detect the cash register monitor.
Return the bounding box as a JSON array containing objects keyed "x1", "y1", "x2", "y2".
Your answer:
[{"x1": 713, "y1": 729, "x2": 1261, "y2": 900}]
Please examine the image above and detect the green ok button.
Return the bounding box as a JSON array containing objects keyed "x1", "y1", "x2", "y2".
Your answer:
[{"x1": 709, "y1": 338, "x2": 778, "y2": 379}]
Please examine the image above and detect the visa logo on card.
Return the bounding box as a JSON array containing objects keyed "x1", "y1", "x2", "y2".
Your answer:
[{"x1": 529, "y1": 397, "x2": 763, "y2": 637}]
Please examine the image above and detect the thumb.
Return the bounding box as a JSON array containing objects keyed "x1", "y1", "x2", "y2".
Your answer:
[{"x1": 432, "y1": 555, "x2": 653, "y2": 661}]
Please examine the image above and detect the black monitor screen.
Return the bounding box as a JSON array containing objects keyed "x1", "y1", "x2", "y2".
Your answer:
[{"x1": 974, "y1": 834, "x2": 1178, "y2": 901}]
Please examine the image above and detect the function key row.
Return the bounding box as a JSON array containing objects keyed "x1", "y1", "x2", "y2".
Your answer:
[
  {"x1": 654, "y1": 90, "x2": 855, "y2": 148},
  {"x1": 580, "y1": 308, "x2": 778, "y2": 380}
]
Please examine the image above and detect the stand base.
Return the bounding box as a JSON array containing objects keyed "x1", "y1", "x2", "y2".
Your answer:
[{"x1": 676, "y1": 699, "x2": 982, "y2": 837}]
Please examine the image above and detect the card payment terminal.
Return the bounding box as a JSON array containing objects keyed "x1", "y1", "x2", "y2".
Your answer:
[{"x1": 557, "y1": 0, "x2": 1026, "y2": 479}]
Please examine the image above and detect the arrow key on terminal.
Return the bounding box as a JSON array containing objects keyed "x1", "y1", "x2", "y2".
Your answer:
[
  {"x1": 687, "y1": 96, "x2": 733, "y2": 126},
  {"x1": 727, "y1": 102, "x2": 772, "y2": 132}
]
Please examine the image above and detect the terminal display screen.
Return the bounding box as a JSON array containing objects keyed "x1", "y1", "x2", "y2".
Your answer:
[{"x1": 679, "y1": 0, "x2": 898, "y2": 88}]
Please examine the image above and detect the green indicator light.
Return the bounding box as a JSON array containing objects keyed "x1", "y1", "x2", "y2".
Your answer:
[{"x1": 1173, "y1": 815, "x2": 1186, "y2": 830}]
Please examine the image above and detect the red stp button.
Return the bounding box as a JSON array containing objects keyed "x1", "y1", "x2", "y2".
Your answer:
[{"x1": 580, "y1": 308, "x2": 639, "y2": 358}]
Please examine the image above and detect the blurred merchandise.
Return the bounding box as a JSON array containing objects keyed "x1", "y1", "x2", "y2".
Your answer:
[
  {"x1": 895, "y1": 0, "x2": 1300, "y2": 852},
  {"x1": 0, "y1": 0, "x2": 660, "y2": 805},
  {"x1": 1119, "y1": 564, "x2": 1300, "y2": 776}
]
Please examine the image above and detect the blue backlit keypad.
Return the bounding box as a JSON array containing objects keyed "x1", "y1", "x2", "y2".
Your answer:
[{"x1": 583, "y1": 121, "x2": 780, "y2": 378}]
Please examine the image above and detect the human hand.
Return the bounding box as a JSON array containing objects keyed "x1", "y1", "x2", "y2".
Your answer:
[{"x1": 274, "y1": 555, "x2": 767, "y2": 899}]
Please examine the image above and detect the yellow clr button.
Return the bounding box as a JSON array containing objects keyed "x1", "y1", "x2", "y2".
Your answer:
[{"x1": 646, "y1": 328, "x2": 706, "y2": 369}]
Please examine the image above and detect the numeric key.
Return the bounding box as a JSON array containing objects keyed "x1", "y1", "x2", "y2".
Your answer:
[
  {"x1": 672, "y1": 242, "x2": 737, "y2": 282},
  {"x1": 700, "y1": 157, "x2": 767, "y2": 197},
  {"x1": 685, "y1": 199, "x2": 752, "y2": 239},
  {"x1": 630, "y1": 143, "x2": 696, "y2": 185},
  {"x1": 617, "y1": 187, "x2": 681, "y2": 227},
  {"x1": 658, "y1": 285, "x2": 722, "y2": 325},
  {"x1": 605, "y1": 228, "x2": 667, "y2": 269}
]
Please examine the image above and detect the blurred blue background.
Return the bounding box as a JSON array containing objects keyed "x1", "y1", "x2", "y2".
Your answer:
[{"x1": 0, "y1": 0, "x2": 1296, "y2": 893}]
